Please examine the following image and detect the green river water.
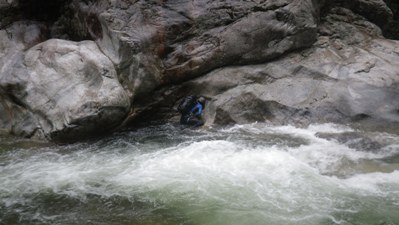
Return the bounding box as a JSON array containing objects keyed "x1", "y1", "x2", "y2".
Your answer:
[{"x1": 0, "y1": 122, "x2": 398, "y2": 225}]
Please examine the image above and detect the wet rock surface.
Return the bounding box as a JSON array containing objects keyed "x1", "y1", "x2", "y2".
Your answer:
[
  {"x1": 148, "y1": 5, "x2": 399, "y2": 127},
  {"x1": 0, "y1": 25, "x2": 130, "y2": 140},
  {"x1": 316, "y1": 132, "x2": 383, "y2": 152},
  {"x1": 0, "y1": 0, "x2": 399, "y2": 141}
]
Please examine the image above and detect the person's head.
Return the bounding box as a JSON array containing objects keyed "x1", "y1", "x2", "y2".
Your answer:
[{"x1": 197, "y1": 96, "x2": 205, "y2": 105}]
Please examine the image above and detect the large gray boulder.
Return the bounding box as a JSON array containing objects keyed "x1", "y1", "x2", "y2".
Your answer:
[
  {"x1": 0, "y1": 24, "x2": 130, "y2": 140},
  {"x1": 0, "y1": 22, "x2": 49, "y2": 138},
  {"x1": 66, "y1": 0, "x2": 321, "y2": 96},
  {"x1": 148, "y1": 6, "x2": 399, "y2": 126},
  {"x1": 1, "y1": 0, "x2": 399, "y2": 141}
]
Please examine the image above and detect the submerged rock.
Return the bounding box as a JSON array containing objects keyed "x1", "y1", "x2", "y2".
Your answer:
[{"x1": 316, "y1": 132, "x2": 383, "y2": 152}]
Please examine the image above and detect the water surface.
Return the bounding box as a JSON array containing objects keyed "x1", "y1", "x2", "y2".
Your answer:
[{"x1": 1, "y1": 123, "x2": 398, "y2": 225}]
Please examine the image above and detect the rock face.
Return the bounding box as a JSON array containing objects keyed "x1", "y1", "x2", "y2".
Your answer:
[
  {"x1": 0, "y1": 0, "x2": 399, "y2": 141},
  {"x1": 0, "y1": 22, "x2": 129, "y2": 140},
  {"x1": 159, "y1": 6, "x2": 399, "y2": 126},
  {"x1": 66, "y1": 0, "x2": 321, "y2": 96}
]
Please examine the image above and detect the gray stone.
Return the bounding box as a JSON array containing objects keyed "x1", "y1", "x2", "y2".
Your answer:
[
  {"x1": 151, "y1": 5, "x2": 399, "y2": 127},
  {"x1": 1, "y1": 0, "x2": 399, "y2": 141},
  {"x1": 66, "y1": 0, "x2": 321, "y2": 94},
  {"x1": 0, "y1": 30, "x2": 130, "y2": 140},
  {"x1": 316, "y1": 132, "x2": 383, "y2": 152}
]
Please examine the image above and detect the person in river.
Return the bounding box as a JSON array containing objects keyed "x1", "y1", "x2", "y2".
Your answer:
[{"x1": 178, "y1": 95, "x2": 206, "y2": 127}]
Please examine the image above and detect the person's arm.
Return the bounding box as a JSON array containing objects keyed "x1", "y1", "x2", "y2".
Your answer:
[
  {"x1": 191, "y1": 103, "x2": 203, "y2": 116},
  {"x1": 196, "y1": 104, "x2": 203, "y2": 116}
]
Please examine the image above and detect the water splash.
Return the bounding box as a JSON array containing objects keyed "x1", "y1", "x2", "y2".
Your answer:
[{"x1": 0, "y1": 123, "x2": 398, "y2": 225}]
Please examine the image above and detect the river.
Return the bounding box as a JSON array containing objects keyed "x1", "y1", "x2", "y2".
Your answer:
[{"x1": 1, "y1": 122, "x2": 398, "y2": 225}]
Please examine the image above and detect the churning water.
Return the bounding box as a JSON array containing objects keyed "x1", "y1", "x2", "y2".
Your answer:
[{"x1": 0, "y1": 123, "x2": 398, "y2": 225}]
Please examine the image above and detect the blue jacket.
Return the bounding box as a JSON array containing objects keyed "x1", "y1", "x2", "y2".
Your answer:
[{"x1": 190, "y1": 103, "x2": 203, "y2": 116}]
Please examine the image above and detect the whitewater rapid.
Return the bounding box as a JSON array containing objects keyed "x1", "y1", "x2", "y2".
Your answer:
[{"x1": 1, "y1": 123, "x2": 398, "y2": 225}]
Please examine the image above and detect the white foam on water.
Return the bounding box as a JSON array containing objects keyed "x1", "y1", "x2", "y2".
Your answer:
[
  {"x1": 221, "y1": 123, "x2": 398, "y2": 175},
  {"x1": 342, "y1": 170, "x2": 399, "y2": 194},
  {"x1": 109, "y1": 139, "x2": 343, "y2": 224},
  {"x1": 222, "y1": 122, "x2": 354, "y2": 136},
  {"x1": 1, "y1": 123, "x2": 398, "y2": 225}
]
